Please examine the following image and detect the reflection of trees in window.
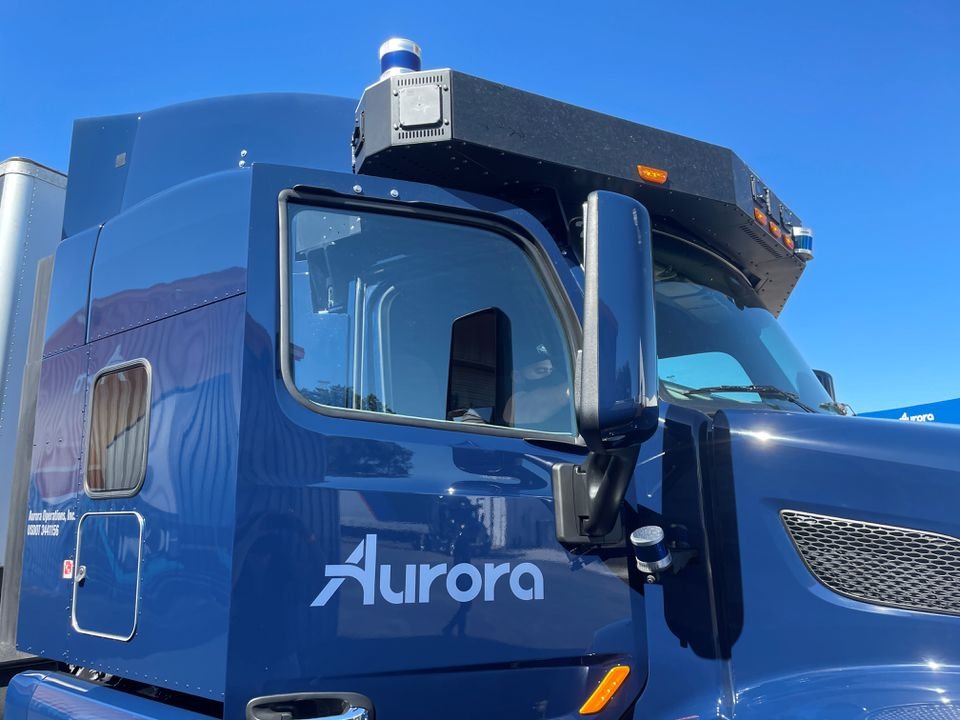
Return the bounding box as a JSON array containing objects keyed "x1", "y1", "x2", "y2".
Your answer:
[
  {"x1": 326, "y1": 438, "x2": 413, "y2": 478},
  {"x1": 300, "y1": 384, "x2": 393, "y2": 415},
  {"x1": 287, "y1": 204, "x2": 577, "y2": 435}
]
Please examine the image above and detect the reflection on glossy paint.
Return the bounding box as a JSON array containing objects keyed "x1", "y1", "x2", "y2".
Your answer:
[
  {"x1": 22, "y1": 671, "x2": 89, "y2": 693},
  {"x1": 730, "y1": 428, "x2": 775, "y2": 443},
  {"x1": 21, "y1": 295, "x2": 245, "y2": 700}
]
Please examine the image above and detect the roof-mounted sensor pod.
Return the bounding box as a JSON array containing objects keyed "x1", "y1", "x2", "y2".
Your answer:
[
  {"x1": 379, "y1": 38, "x2": 422, "y2": 79},
  {"x1": 792, "y1": 226, "x2": 814, "y2": 260}
]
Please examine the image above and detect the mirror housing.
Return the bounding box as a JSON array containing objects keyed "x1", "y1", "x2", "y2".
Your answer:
[
  {"x1": 578, "y1": 191, "x2": 659, "y2": 453},
  {"x1": 446, "y1": 307, "x2": 513, "y2": 425},
  {"x1": 813, "y1": 369, "x2": 836, "y2": 402},
  {"x1": 554, "y1": 191, "x2": 658, "y2": 546}
]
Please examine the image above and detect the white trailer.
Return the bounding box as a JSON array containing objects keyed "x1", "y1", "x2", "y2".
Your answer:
[{"x1": 0, "y1": 158, "x2": 65, "y2": 669}]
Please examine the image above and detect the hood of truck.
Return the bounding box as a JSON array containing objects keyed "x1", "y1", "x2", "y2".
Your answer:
[{"x1": 709, "y1": 409, "x2": 960, "y2": 717}]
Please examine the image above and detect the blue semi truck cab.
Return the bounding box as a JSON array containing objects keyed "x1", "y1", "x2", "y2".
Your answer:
[{"x1": 7, "y1": 41, "x2": 960, "y2": 720}]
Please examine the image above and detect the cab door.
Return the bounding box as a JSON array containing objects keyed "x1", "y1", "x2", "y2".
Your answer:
[{"x1": 230, "y1": 166, "x2": 652, "y2": 720}]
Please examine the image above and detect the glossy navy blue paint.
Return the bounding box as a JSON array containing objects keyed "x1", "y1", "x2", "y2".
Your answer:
[
  {"x1": 62, "y1": 94, "x2": 356, "y2": 238},
  {"x1": 18, "y1": 344, "x2": 87, "y2": 653},
  {"x1": 580, "y1": 191, "x2": 657, "y2": 451},
  {"x1": 735, "y1": 665, "x2": 960, "y2": 719},
  {"x1": 43, "y1": 224, "x2": 98, "y2": 357},
  {"x1": 87, "y1": 169, "x2": 250, "y2": 342},
  {"x1": 20, "y1": 297, "x2": 245, "y2": 699},
  {"x1": 626, "y1": 405, "x2": 736, "y2": 720},
  {"x1": 7, "y1": 671, "x2": 215, "y2": 720},
  {"x1": 19, "y1": 92, "x2": 960, "y2": 720},
  {"x1": 73, "y1": 512, "x2": 142, "y2": 640},
  {"x1": 221, "y1": 163, "x2": 645, "y2": 720},
  {"x1": 708, "y1": 411, "x2": 960, "y2": 714},
  {"x1": 625, "y1": 407, "x2": 960, "y2": 720},
  {"x1": 63, "y1": 111, "x2": 140, "y2": 239}
]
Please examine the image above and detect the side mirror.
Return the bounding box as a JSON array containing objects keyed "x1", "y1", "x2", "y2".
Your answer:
[
  {"x1": 446, "y1": 307, "x2": 513, "y2": 425},
  {"x1": 578, "y1": 191, "x2": 659, "y2": 453},
  {"x1": 812, "y1": 369, "x2": 854, "y2": 415},
  {"x1": 813, "y1": 369, "x2": 836, "y2": 402},
  {"x1": 554, "y1": 191, "x2": 658, "y2": 547}
]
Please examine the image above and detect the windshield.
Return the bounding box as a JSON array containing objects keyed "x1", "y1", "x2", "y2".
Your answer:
[{"x1": 654, "y1": 235, "x2": 839, "y2": 414}]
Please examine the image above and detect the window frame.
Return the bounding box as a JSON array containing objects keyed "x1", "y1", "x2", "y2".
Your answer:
[
  {"x1": 278, "y1": 188, "x2": 582, "y2": 443},
  {"x1": 82, "y1": 358, "x2": 153, "y2": 499}
]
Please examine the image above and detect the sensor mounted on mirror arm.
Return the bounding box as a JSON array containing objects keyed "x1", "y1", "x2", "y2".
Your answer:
[{"x1": 629, "y1": 525, "x2": 698, "y2": 584}]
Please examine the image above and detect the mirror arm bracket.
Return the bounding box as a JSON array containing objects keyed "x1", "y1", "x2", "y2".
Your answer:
[{"x1": 552, "y1": 446, "x2": 640, "y2": 547}]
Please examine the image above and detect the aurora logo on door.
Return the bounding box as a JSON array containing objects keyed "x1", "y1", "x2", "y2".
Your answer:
[{"x1": 311, "y1": 534, "x2": 545, "y2": 607}]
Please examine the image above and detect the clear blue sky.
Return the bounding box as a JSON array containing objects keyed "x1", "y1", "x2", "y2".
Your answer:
[{"x1": 3, "y1": 1, "x2": 958, "y2": 412}]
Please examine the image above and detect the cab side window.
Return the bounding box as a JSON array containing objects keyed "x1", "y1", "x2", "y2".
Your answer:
[
  {"x1": 285, "y1": 204, "x2": 576, "y2": 436},
  {"x1": 86, "y1": 362, "x2": 151, "y2": 495}
]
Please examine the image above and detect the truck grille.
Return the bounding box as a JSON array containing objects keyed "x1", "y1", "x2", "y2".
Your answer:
[{"x1": 781, "y1": 510, "x2": 960, "y2": 616}]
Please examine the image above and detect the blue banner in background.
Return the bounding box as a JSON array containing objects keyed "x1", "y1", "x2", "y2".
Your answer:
[{"x1": 860, "y1": 398, "x2": 960, "y2": 425}]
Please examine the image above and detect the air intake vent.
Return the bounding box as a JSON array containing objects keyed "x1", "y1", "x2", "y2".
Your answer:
[
  {"x1": 868, "y1": 704, "x2": 960, "y2": 720},
  {"x1": 396, "y1": 73, "x2": 445, "y2": 86},
  {"x1": 782, "y1": 510, "x2": 960, "y2": 616},
  {"x1": 397, "y1": 127, "x2": 446, "y2": 141},
  {"x1": 737, "y1": 223, "x2": 785, "y2": 257}
]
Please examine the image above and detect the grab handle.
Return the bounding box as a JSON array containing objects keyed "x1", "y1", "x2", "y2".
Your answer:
[{"x1": 247, "y1": 693, "x2": 373, "y2": 720}]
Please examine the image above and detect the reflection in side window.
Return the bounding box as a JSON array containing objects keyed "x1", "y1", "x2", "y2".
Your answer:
[
  {"x1": 86, "y1": 363, "x2": 150, "y2": 494},
  {"x1": 286, "y1": 204, "x2": 576, "y2": 435}
]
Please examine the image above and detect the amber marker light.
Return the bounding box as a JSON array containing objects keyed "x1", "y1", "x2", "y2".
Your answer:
[
  {"x1": 769, "y1": 221, "x2": 782, "y2": 239},
  {"x1": 753, "y1": 207, "x2": 768, "y2": 227},
  {"x1": 784, "y1": 234, "x2": 795, "y2": 250},
  {"x1": 637, "y1": 165, "x2": 669, "y2": 184},
  {"x1": 580, "y1": 665, "x2": 631, "y2": 715}
]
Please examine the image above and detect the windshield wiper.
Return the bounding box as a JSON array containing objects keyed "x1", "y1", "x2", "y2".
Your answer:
[{"x1": 681, "y1": 384, "x2": 817, "y2": 413}]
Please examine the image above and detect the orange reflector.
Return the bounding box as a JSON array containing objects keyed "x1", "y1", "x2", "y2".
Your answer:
[
  {"x1": 769, "y1": 221, "x2": 782, "y2": 239},
  {"x1": 753, "y1": 207, "x2": 768, "y2": 227},
  {"x1": 580, "y1": 666, "x2": 630, "y2": 715},
  {"x1": 637, "y1": 165, "x2": 669, "y2": 184}
]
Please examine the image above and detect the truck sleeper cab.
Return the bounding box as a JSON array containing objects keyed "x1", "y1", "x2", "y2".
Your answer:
[{"x1": 10, "y1": 47, "x2": 960, "y2": 720}]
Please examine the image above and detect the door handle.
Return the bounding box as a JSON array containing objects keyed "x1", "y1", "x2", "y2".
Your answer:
[
  {"x1": 246, "y1": 693, "x2": 373, "y2": 720},
  {"x1": 250, "y1": 708, "x2": 366, "y2": 720},
  {"x1": 324, "y1": 709, "x2": 367, "y2": 720}
]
